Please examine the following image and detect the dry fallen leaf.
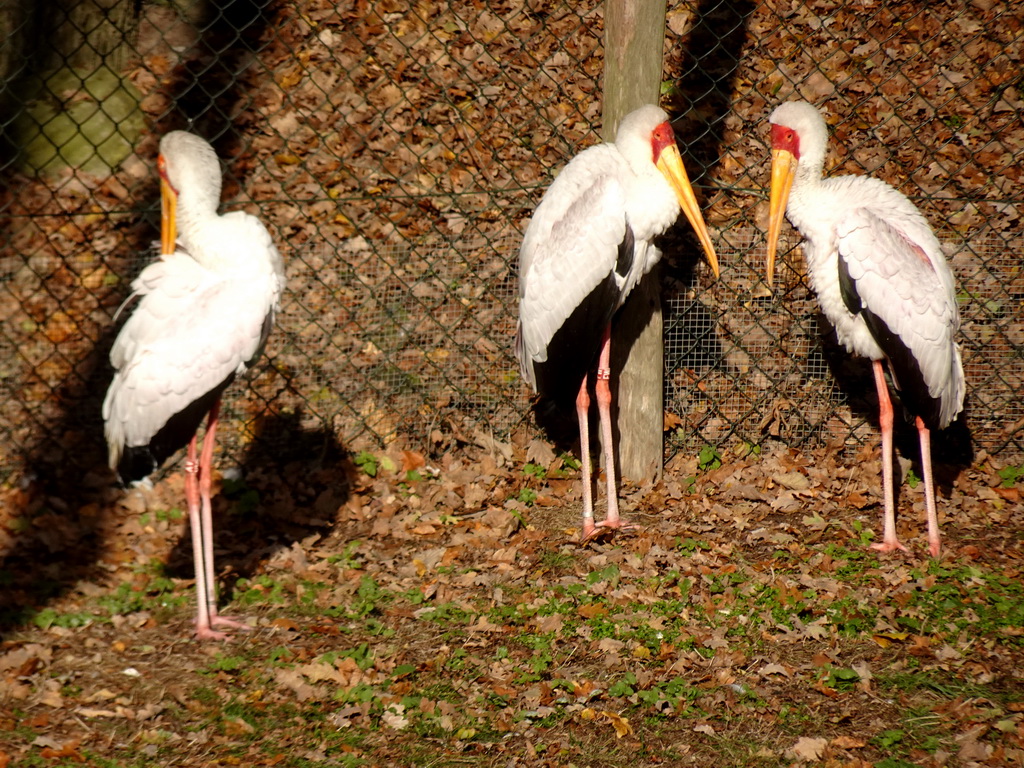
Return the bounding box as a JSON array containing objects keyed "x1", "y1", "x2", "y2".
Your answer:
[
  {"x1": 296, "y1": 661, "x2": 346, "y2": 684},
  {"x1": 760, "y1": 662, "x2": 790, "y2": 677},
  {"x1": 790, "y1": 736, "x2": 828, "y2": 761},
  {"x1": 831, "y1": 735, "x2": 866, "y2": 749},
  {"x1": 525, "y1": 438, "x2": 556, "y2": 466},
  {"x1": 871, "y1": 630, "x2": 909, "y2": 648},
  {"x1": 274, "y1": 669, "x2": 322, "y2": 702},
  {"x1": 600, "y1": 710, "x2": 633, "y2": 739},
  {"x1": 382, "y1": 705, "x2": 409, "y2": 730}
]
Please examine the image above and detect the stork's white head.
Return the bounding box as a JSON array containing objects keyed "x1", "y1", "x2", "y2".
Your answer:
[
  {"x1": 613, "y1": 105, "x2": 719, "y2": 277},
  {"x1": 158, "y1": 131, "x2": 223, "y2": 207},
  {"x1": 768, "y1": 101, "x2": 829, "y2": 176},
  {"x1": 157, "y1": 131, "x2": 223, "y2": 255},
  {"x1": 765, "y1": 101, "x2": 830, "y2": 286},
  {"x1": 614, "y1": 104, "x2": 673, "y2": 167}
]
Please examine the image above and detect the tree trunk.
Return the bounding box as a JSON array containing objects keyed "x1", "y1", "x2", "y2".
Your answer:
[
  {"x1": 602, "y1": 0, "x2": 667, "y2": 484},
  {"x1": 0, "y1": 0, "x2": 33, "y2": 87},
  {"x1": 10, "y1": 0, "x2": 143, "y2": 177},
  {"x1": 42, "y1": 0, "x2": 140, "y2": 73}
]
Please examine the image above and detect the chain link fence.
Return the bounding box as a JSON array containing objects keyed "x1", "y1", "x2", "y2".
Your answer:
[{"x1": 1, "y1": 0, "x2": 1021, "y2": 493}]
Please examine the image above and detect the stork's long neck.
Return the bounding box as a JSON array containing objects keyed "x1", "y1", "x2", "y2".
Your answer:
[
  {"x1": 176, "y1": 184, "x2": 221, "y2": 253},
  {"x1": 792, "y1": 137, "x2": 826, "y2": 196},
  {"x1": 787, "y1": 136, "x2": 828, "y2": 226}
]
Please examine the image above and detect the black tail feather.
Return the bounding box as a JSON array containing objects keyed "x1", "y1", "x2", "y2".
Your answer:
[
  {"x1": 532, "y1": 393, "x2": 582, "y2": 453},
  {"x1": 116, "y1": 377, "x2": 233, "y2": 486}
]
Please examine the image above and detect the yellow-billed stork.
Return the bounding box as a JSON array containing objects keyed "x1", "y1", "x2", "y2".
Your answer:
[
  {"x1": 765, "y1": 100, "x2": 964, "y2": 557},
  {"x1": 103, "y1": 131, "x2": 284, "y2": 639},
  {"x1": 516, "y1": 104, "x2": 719, "y2": 541}
]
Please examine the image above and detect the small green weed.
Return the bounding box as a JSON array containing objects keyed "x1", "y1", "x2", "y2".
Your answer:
[
  {"x1": 32, "y1": 607, "x2": 95, "y2": 630},
  {"x1": 998, "y1": 464, "x2": 1023, "y2": 487},
  {"x1": 419, "y1": 601, "x2": 472, "y2": 626},
  {"x1": 344, "y1": 643, "x2": 375, "y2": 671},
  {"x1": 697, "y1": 445, "x2": 722, "y2": 472},
  {"x1": 735, "y1": 440, "x2": 761, "y2": 458},
  {"x1": 140, "y1": 507, "x2": 184, "y2": 525},
  {"x1": 538, "y1": 549, "x2": 575, "y2": 570},
  {"x1": 823, "y1": 666, "x2": 860, "y2": 691},
  {"x1": 99, "y1": 577, "x2": 180, "y2": 616},
  {"x1": 586, "y1": 564, "x2": 620, "y2": 586},
  {"x1": 336, "y1": 682, "x2": 377, "y2": 705},
  {"x1": 350, "y1": 575, "x2": 388, "y2": 618},
  {"x1": 608, "y1": 670, "x2": 637, "y2": 696},
  {"x1": 558, "y1": 453, "x2": 581, "y2": 471},
  {"x1": 222, "y1": 477, "x2": 261, "y2": 515},
  {"x1": 827, "y1": 596, "x2": 878, "y2": 636},
  {"x1": 517, "y1": 487, "x2": 538, "y2": 506},
  {"x1": 267, "y1": 646, "x2": 294, "y2": 665},
  {"x1": 209, "y1": 654, "x2": 247, "y2": 673},
  {"x1": 873, "y1": 729, "x2": 906, "y2": 749},
  {"x1": 445, "y1": 648, "x2": 469, "y2": 672},
  {"x1": 235, "y1": 575, "x2": 287, "y2": 606},
  {"x1": 353, "y1": 451, "x2": 379, "y2": 477},
  {"x1": 674, "y1": 537, "x2": 710, "y2": 554},
  {"x1": 522, "y1": 462, "x2": 546, "y2": 480},
  {"x1": 328, "y1": 540, "x2": 363, "y2": 569},
  {"x1": 321, "y1": 643, "x2": 375, "y2": 671}
]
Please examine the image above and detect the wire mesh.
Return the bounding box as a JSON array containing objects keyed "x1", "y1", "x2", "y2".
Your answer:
[{"x1": 0, "y1": 0, "x2": 1021, "y2": 495}]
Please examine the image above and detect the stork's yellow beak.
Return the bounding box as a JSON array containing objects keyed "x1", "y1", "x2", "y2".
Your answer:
[
  {"x1": 766, "y1": 148, "x2": 797, "y2": 288},
  {"x1": 159, "y1": 156, "x2": 177, "y2": 256},
  {"x1": 657, "y1": 143, "x2": 719, "y2": 279}
]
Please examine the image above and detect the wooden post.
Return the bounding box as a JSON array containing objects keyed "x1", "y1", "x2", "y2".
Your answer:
[
  {"x1": 603, "y1": 0, "x2": 667, "y2": 484},
  {"x1": 44, "y1": 0, "x2": 140, "y2": 73},
  {"x1": 9, "y1": 0, "x2": 143, "y2": 177}
]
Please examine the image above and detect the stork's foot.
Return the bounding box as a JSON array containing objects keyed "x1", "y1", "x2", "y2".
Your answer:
[
  {"x1": 195, "y1": 625, "x2": 231, "y2": 642},
  {"x1": 581, "y1": 518, "x2": 638, "y2": 543},
  {"x1": 212, "y1": 613, "x2": 252, "y2": 633},
  {"x1": 195, "y1": 614, "x2": 252, "y2": 641},
  {"x1": 870, "y1": 539, "x2": 909, "y2": 554},
  {"x1": 928, "y1": 538, "x2": 941, "y2": 559}
]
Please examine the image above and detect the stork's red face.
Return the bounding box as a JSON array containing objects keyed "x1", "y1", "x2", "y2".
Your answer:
[
  {"x1": 770, "y1": 123, "x2": 800, "y2": 157},
  {"x1": 158, "y1": 153, "x2": 179, "y2": 256},
  {"x1": 650, "y1": 121, "x2": 720, "y2": 278},
  {"x1": 650, "y1": 121, "x2": 678, "y2": 165},
  {"x1": 766, "y1": 121, "x2": 801, "y2": 287}
]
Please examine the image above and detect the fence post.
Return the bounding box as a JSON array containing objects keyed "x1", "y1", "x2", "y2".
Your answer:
[
  {"x1": 603, "y1": 0, "x2": 667, "y2": 485},
  {"x1": 10, "y1": 0, "x2": 142, "y2": 177}
]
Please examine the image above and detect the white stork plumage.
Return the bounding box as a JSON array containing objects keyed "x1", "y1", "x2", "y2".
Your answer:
[
  {"x1": 516, "y1": 104, "x2": 719, "y2": 541},
  {"x1": 103, "y1": 131, "x2": 284, "y2": 639},
  {"x1": 765, "y1": 100, "x2": 964, "y2": 557}
]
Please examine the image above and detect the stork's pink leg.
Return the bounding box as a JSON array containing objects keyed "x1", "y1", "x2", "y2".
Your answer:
[
  {"x1": 195, "y1": 399, "x2": 249, "y2": 640},
  {"x1": 184, "y1": 434, "x2": 217, "y2": 638},
  {"x1": 577, "y1": 374, "x2": 597, "y2": 539},
  {"x1": 916, "y1": 416, "x2": 941, "y2": 558},
  {"x1": 582, "y1": 326, "x2": 635, "y2": 541},
  {"x1": 870, "y1": 361, "x2": 908, "y2": 554}
]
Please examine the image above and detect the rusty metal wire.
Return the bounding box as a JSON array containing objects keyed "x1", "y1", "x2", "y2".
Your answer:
[{"x1": 0, "y1": 0, "x2": 1020, "y2": 493}]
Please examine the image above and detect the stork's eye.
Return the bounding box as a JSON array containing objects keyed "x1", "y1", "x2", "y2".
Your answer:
[{"x1": 650, "y1": 121, "x2": 677, "y2": 162}]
